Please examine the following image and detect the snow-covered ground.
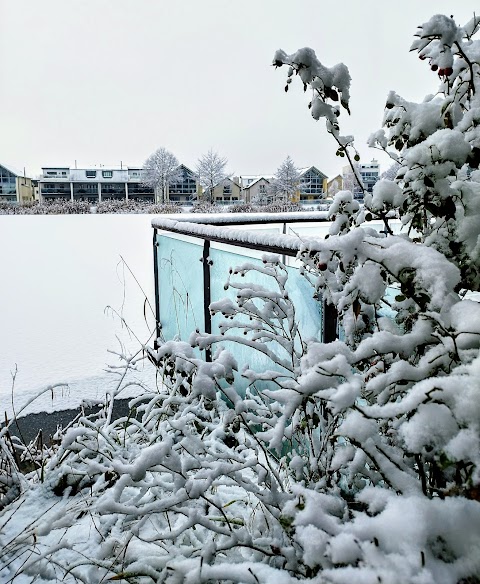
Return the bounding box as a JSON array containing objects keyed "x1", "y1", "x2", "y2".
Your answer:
[{"x1": 0, "y1": 214, "x2": 158, "y2": 419}]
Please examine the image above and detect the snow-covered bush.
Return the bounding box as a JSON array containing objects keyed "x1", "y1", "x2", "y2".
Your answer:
[
  {"x1": 229, "y1": 202, "x2": 256, "y2": 213},
  {"x1": 262, "y1": 201, "x2": 304, "y2": 213},
  {"x1": 190, "y1": 201, "x2": 223, "y2": 213},
  {"x1": 0, "y1": 199, "x2": 182, "y2": 215},
  {"x1": 96, "y1": 199, "x2": 180, "y2": 214},
  {"x1": 2, "y1": 13, "x2": 480, "y2": 584},
  {"x1": 0, "y1": 200, "x2": 92, "y2": 215},
  {"x1": 228, "y1": 202, "x2": 306, "y2": 213}
]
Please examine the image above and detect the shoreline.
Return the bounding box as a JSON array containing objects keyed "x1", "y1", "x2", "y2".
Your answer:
[{"x1": 3, "y1": 398, "x2": 133, "y2": 445}]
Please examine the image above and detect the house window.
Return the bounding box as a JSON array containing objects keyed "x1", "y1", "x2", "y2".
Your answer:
[
  {"x1": 300, "y1": 170, "x2": 324, "y2": 196},
  {"x1": 223, "y1": 184, "x2": 232, "y2": 196},
  {"x1": 259, "y1": 184, "x2": 267, "y2": 194},
  {"x1": 102, "y1": 170, "x2": 113, "y2": 178},
  {"x1": 86, "y1": 170, "x2": 97, "y2": 178}
]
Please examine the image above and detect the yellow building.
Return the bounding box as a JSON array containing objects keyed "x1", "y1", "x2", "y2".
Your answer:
[
  {"x1": 326, "y1": 174, "x2": 343, "y2": 198},
  {"x1": 0, "y1": 163, "x2": 35, "y2": 203},
  {"x1": 211, "y1": 177, "x2": 242, "y2": 205}
]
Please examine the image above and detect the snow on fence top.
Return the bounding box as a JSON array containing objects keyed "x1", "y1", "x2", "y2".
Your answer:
[
  {"x1": 151, "y1": 211, "x2": 330, "y2": 254},
  {"x1": 152, "y1": 210, "x2": 329, "y2": 225}
]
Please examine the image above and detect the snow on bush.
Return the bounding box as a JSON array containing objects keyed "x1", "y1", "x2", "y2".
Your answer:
[
  {"x1": 2, "y1": 13, "x2": 480, "y2": 584},
  {"x1": 0, "y1": 200, "x2": 91, "y2": 215},
  {"x1": 0, "y1": 199, "x2": 182, "y2": 215}
]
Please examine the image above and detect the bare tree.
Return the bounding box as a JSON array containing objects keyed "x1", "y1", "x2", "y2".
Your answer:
[
  {"x1": 341, "y1": 162, "x2": 364, "y2": 195},
  {"x1": 196, "y1": 150, "x2": 228, "y2": 203},
  {"x1": 381, "y1": 161, "x2": 401, "y2": 181},
  {"x1": 143, "y1": 147, "x2": 183, "y2": 203},
  {"x1": 270, "y1": 156, "x2": 302, "y2": 203}
]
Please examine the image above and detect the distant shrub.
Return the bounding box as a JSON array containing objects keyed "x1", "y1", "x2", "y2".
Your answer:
[
  {"x1": 148, "y1": 202, "x2": 181, "y2": 214},
  {"x1": 0, "y1": 199, "x2": 182, "y2": 215},
  {"x1": 261, "y1": 201, "x2": 303, "y2": 213},
  {"x1": 190, "y1": 202, "x2": 223, "y2": 213},
  {"x1": 228, "y1": 202, "x2": 256, "y2": 213}
]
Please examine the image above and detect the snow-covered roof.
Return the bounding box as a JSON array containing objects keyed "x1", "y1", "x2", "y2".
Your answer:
[
  {"x1": 240, "y1": 174, "x2": 275, "y2": 185},
  {"x1": 176, "y1": 164, "x2": 197, "y2": 177},
  {"x1": 242, "y1": 176, "x2": 272, "y2": 189},
  {"x1": 213, "y1": 176, "x2": 241, "y2": 188},
  {"x1": 42, "y1": 165, "x2": 141, "y2": 172},
  {"x1": 299, "y1": 165, "x2": 328, "y2": 179},
  {"x1": 0, "y1": 161, "x2": 24, "y2": 177},
  {"x1": 327, "y1": 174, "x2": 343, "y2": 182}
]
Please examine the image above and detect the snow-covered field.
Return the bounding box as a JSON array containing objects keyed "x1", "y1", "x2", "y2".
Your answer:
[{"x1": 0, "y1": 214, "x2": 158, "y2": 418}]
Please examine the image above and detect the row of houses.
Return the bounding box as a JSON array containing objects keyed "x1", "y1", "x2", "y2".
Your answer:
[
  {"x1": 38, "y1": 164, "x2": 329, "y2": 205},
  {"x1": 0, "y1": 160, "x2": 381, "y2": 205}
]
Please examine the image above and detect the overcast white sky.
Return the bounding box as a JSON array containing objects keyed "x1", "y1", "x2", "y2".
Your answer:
[{"x1": 1, "y1": 0, "x2": 478, "y2": 178}]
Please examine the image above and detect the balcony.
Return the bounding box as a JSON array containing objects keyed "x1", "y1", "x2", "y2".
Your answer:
[
  {"x1": 40, "y1": 188, "x2": 71, "y2": 195},
  {"x1": 100, "y1": 183, "x2": 127, "y2": 197}
]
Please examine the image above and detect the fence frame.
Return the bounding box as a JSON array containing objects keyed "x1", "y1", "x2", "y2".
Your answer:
[{"x1": 152, "y1": 213, "x2": 338, "y2": 358}]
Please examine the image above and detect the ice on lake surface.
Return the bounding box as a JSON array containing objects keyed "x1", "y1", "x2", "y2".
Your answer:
[{"x1": 0, "y1": 214, "x2": 158, "y2": 418}]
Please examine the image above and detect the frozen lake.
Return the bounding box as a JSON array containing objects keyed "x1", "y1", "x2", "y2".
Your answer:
[{"x1": 0, "y1": 214, "x2": 158, "y2": 418}]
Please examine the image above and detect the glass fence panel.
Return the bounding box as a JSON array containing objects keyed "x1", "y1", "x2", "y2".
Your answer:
[
  {"x1": 285, "y1": 264, "x2": 323, "y2": 341},
  {"x1": 156, "y1": 234, "x2": 204, "y2": 341},
  {"x1": 209, "y1": 245, "x2": 323, "y2": 395}
]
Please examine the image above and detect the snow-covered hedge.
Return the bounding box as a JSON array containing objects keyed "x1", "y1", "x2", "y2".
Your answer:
[
  {"x1": 96, "y1": 199, "x2": 180, "y2": 214},
  {"x1": 0, "y1": 200, "x2": 182, "y2": 215},
  {"x1": 1, "y1": 13, "x2": 480, "y2": 584},
  {"x1": 0, "y1": 200, "x2": 91, "y2": 214}
]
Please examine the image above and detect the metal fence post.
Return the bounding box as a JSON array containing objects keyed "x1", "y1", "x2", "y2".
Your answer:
[
  {"x1": 202, "y1": 239, "x2": 212, "y2": 362},
  {"x1": 322, "y1": 300, "x2": 338, "y2": 343},
  {"x1": 153, "y1": 228, "x2": 161, "y2": 349}
]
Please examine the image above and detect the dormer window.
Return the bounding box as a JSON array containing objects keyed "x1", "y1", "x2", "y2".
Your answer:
[{"x1": 86, "y1": 170, "x2": 97, "y2": 178}]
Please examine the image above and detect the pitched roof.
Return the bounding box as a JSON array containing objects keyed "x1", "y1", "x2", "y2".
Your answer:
[
  {"x1": 213, "y1": 176, "x2": 240, "y2": 188},
  {"x1": 177, "y1": 164, "x2": 197, "y2": 177},
  {"x1": 299, "y1": 165, "x2": 328, "y2": 180},
  {"x1": 0, "y1": 162, "x2": 24, "y2": 177},
  {"x1": 243, "y1": 176, "x2": 272, "y2": 189}
]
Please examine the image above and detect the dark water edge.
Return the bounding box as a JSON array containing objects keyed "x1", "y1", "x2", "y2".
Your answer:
[{"x1": 3, "y1": 398, "x2": 134, "y2": 445}]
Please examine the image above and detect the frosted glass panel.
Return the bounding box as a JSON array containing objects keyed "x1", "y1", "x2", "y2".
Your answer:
[
  {"x1": 284, "y1": 265, "x2": 323, "y2": 342},
  {"x1": 156, "y1": 234, "x2": 204, "y2": 341},
  {"x1": 155, "y1": 232, "x2": 327, "y2": 396},
  {"x1": 209, "y1": 246, "x2": 323, "y2": 395}
]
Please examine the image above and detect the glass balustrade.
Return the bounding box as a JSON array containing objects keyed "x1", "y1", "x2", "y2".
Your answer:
[
  {"x1": 156, "y1": 234, "x2": 205, "y2": 343},
  {"x1": 154, "y1": 217, "x2": 334, "y2": 394}
]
